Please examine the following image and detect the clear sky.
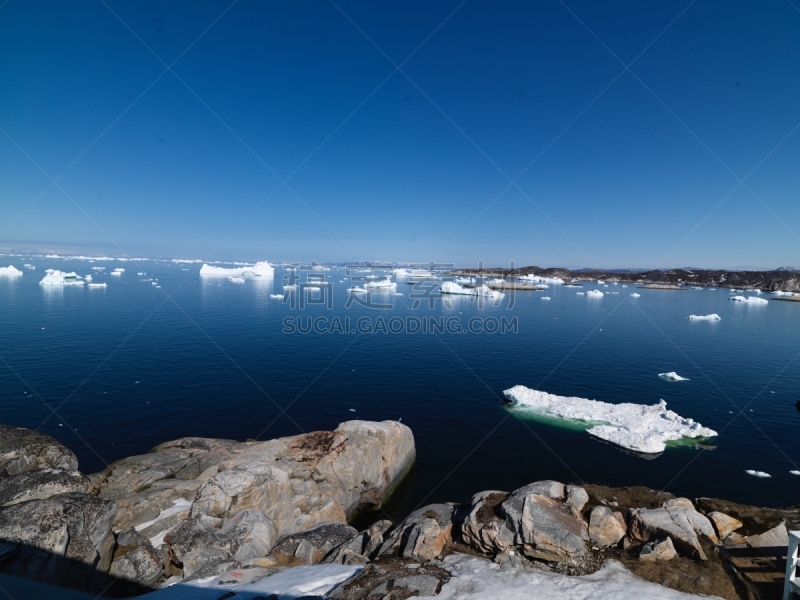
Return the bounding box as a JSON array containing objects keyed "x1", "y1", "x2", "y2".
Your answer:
[{"x1": 1, "y1": 1, "x2": 799, "y2": 269}]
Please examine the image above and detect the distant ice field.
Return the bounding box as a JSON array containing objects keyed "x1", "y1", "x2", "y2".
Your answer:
[{"x1": 1, "y1": 256, "x2": 799, "y2": 509}]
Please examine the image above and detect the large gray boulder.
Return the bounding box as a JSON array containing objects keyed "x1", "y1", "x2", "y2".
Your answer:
[
  {"x1": 379, "y1": 504, "x2": 461, "y2": 562},
  {"x1": 0, "y1": 425, "x2": 78, "y2": 478},
  {"x1": 0, "y1": 468, "x2": 89, "y2": 507},
  {"x1": 269, "y1": 522, "x2": 358, "y2": 566},
  {"x1": 0, "y1": 492, "x2": 116, "y2": 585},
  {"x1": 588, "y1": 506, "x2": 626, "y2": 547},
  {"x1": 461, "y1": 491, "x2": 515, "y2": 555},
  {"x1": 108, "y1": 528, "x2": 163, "y2": 588},
  {"x1": 628, "y1": 498, "x2": 718, "y2": 560}
]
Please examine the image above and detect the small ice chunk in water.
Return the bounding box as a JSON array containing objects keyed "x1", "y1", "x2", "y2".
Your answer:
[
  {"x1": 586, "y1": 289, "x2": 603, "y2": 298},
  {"x1": 269, "y1": 294, "x2": 283, "y2": 299},
  {"x1": 791, "y1": 470, "x2": 800, "y2": 476},
  {"x1": 689, "y1": 314, "x2": 721, "y2": 321},
  {"x1": 745, "y1": 470, "x2": 771, "y2": 478},
  {"x1": 541, "y1": 296, "x2": 551, "y2": 301},
  {"x1": 729, "y1": 295, "x2": 768, "y2": 305},
  {"x1": 629, "y1": 293, "x2": 641, "y2": 298},
  {"x1": 658, "y1": 372, "x2": 689, "y2": 382}
]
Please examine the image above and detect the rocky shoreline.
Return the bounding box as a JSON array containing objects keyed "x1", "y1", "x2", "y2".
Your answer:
[
  {"x1": 449, "y1": 266, "x2": 800, "y2": 293},
  {"x1": 0, "y1": 423, "x2": 795, "y2": 599}
]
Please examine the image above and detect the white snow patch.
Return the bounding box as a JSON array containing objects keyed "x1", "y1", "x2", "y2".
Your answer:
[
  {"x1": 200, "y1": 261, "x2": 274, "y2": 278},
  {"x1": 729, "y1": 296, "x2": 768, "y2": 305},
  {"x1": 745, "y1": 470, "x2": 771, "y2": 478},
  {"x1": 39, "y1": 270, "x2": 85, "y2": 286},
  {"x1": 134, "y1": 498, "x2": 192, "y2": 546},
  {"x1": 689, "y1": 314, "x2": 721, "y2": 321},
  {"x1": 659, "y1": 372, "x2": 690, "y2": 382},
  {"x1": 503, "y1": 385, "x2": 717, "y2": 454},
  {"x1": 0, "y1": 265, "x2": 23, "y2": 276},
  {"x1": 411, "y1": 554, "x2": 710, "y2": 600}
]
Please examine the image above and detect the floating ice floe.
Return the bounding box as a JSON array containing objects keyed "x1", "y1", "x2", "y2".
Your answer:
[
  {"x1": 39, "y1": 270, "x2": 85, "y2": 286},
  {"x1": 85, "y1": 275, "x2": 92, "y2": 283},
  {"x1": 586, "y1": 290, "x2": 604, "y2": 298},
  {"x1": 91, "y1": 266, "x2": 105, "y2": 271},
  {"x1": 791, "y1": 470, "x2": 800, "y2": 476},
  {"x1": 364, "y1": 278, "x2": 396, "y2": 290},
  {"x1": 23, "y1": 264, "x2": 35, "y2": 270},
  {"x1": 88, "y1": 282, "x2": 107, "y2": 288},
  {"x1": 729, "y1": 296, "x2": 768, "y2": 305},
  {"x1": 576, "y1": 292, "x2": 585, "y2": 296},
  {"x1": 745, "y1": 470, "x2": 771, "y2": 478},
  {"x1": 200, "y1": 261, "x2": 274, "y2": 278},
  {"x1": 503, "y1": 385, "x2": 717, "y2": 454},
  {"x1": 0, "y1": 265, "x2": 23, "y2": 277},
  {"x1": 519, "y1": 274, "x2": 564, "y2": 285},
  {"x1": 658, "y1": 372, "x2": 690, "y2": 382},
  {"x1": 440, "y1": 281, "x2": 504, "y2": 300},
  {"x1": 772, "y1": 290, "x2": 796, "y2": 297},
  {"x1": 227, "y1": 276, "x2": 245, "y2": 284},
  {"x1": 689, "y1": 314, "x2": 721, "y2": 321},
  {"x1": 283, "y1": 284, "x2": 296, "y2": 291},
  {"x1": 269, "y1": 294, "x2": 283, "y2": 299},
  {"x1": 541, "y1": 296, "x2": 551, "y2": 301},
  {"x1": 454, "y1": 277, "x2": 476, "y2": 284}
]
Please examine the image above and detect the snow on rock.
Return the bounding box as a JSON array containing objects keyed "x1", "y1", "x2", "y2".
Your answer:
[
  {"x1": 503, "y1": 385, "x2": 717, "y2": 454},
  {"x1": 586, "y1": 290, "x2": 604, "y2": 298},
  {"x1": 658, "y1": 372, "x2": 690, "y2": 382},
  {"x1": 140, "y1": 563, "x2": 362, "y2": 599},
  {"x1": 745, "y1": 470, "x2": 771, "y2": 478},
  {"x1": 413, "y1": 554, "x2": 710, "y2": 600},
  {"x1": 0, "y1": 265, "x2": 23, "y2": 276},
  {"x1": 39, "y1": 270, "x2": 85, "y2": 286},
  {"x1": 729, "y1": 296, "x2": 768, "y2": 305},
  {"x1": 200, "y1": 261, "x2": 274, "y2": 277},
  {"x1": 689, "y1": 314, "x2": 721, "y2": 321}
]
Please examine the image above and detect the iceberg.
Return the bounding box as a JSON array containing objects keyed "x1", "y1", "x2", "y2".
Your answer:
[
  {"x1": 745, "y1": 470, "x2": 771, "y2": 478},
  {"x1": 364, "y1": 278, "x2": 396, "y2": 290},
  {"x1": 440, "y1": 281, "x2": 504, "y2": 300},
  {"x1": 689, "y1": 314, "x2": 721, "y2": 321},
  {"x1": 586, "y1": 289, "x2": 603, "y2": 298},
  {"x1": 576, "y1": 292, "x2": 584, "y2": 296},
  {"x1": 519, "y1": 274, "x2": 564, "y2": 284},
  {"x1": 659, "y1": 372, "x2": 689, "y2": 382},
  {"x1": 23, "y1": 264, "x2": 35, "y2": 270},
  {"x1": 791, "y1": 470, "x2": 800, "y2": 476},
  {"x1": 110, "y1": 271, "x2": 122, "y2": 276},
  {"x1": 348, "y1": 287, "x2": 368, "y2": 293},
  {"x1": 0, "y1": 265, "x2": 23, "y2": 277},
  {"x1": 200, "y1": 261, "x2": 274, "y2": 277},
  {"x1": 91, "y1": 266, "x2": 105, "y2": 271},
  {"x1": 729, "y1": 296, "x2": 768, "y2": 305},
  {"x1": 39, "y1": 270, "x2": 85, "y2": 286},
  {"x1": 88, "y1": 282, "x2": 107, "y2": 288},
  {"x1": 227, "y1": 276, "x2": 245, "y2": 284},
  {"x1": 454, "y1": 277, "x2": 475, "y2": 284},
  {"x1": 772, "y1": 290, "x2": 796, "y2": 297},
  {"x1": 503, "y1": 385, "x2": 717, "y2": 454},
  {"x1": 113, "y1": 268, "x2": 125, "y2": 272},
  {"x1": 541, "y1": 296, "x2": 551, "y2": 301}
]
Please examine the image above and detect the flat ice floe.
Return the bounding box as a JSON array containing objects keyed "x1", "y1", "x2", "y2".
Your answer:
[
  {"x1": 745, "y1": 470, "x2": 771, "y2": 478},
  {"x1": 658, "y1": 372, "x2": 689, "y2": 382},
  {"x1": 629, "y1": 293, "x2": 640, "y2": 297},
  {"x1": 364, "y1": 278, "x2": 396, "y2": 289},
  {"x1": 0, "y1": 265, "x2": 23, "y2": 276},
  {"x1": 791, "y1": 470, "x2": 800, "y2": 476},
  {"x1": 772, "y1": 290, "x2": 796, "y2": 296},
  {"x1": 503, "y1": 385, "x2": 717, "y2": 454},
  {"x1": 541, "y1": 296, "x2": 551, "y2": 301},
  {"x1": 689, "y1": 314, "x2": 721, "y2": 321},
  {"x1": 586, "y1": 289, "x2": 603, "y2": 298},
  {"x1": 199, "y1": 261, "x2": 274, "y2": 277},
  {"x1": 519, "y1": 274, "x2": 564, "y2": 284},
  {"x1": 729, "y1": 295, "x2": 768, "y2": 305},
  {"x1": 440, "y1": 281, "x2": 504, "y2": 300},
  {"x1": 39, "y1": 270, "x2": 85, "y2": 286},
  {"x1": 269, "y1": 294, "x2": 284, "y2": 299},
  {"x1": 88, "y1": 282, "x2": 107, "y2": 288},
  {"x1": 23, "y1": 264, "x2": 35, "y2": 270}
]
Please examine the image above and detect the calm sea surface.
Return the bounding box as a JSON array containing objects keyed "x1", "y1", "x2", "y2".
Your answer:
[{"x1": 2, "y1": 258, "x2": 799, "y2": 512}]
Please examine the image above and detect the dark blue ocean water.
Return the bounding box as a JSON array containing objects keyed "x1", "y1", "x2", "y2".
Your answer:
[{"x1": 2, "y1": 258, "x2": 799, "y2": 511}]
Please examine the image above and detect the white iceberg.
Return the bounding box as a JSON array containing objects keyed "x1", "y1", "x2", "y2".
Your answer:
[
  {"x1": 454, "y1": 277, "x2": 475, "y2": 284},
  {"x1": 503, "y1": 385, "x2": 717, "y2": 454},
  {"x1": 348, "y1": 287, "x2": 368, "y2": 293},
  {"x1": 110, "y1": 271, "x2": 122, "y2": 276},
  {"x1": 689, "y1": 314, "x2": 721, "y2": 321},
  {"x1": 791, "y1": 470, "x2": 800, "y2": 476},
  {"x1": 113, "y1": 268, "x2": 125, "y2": 272},
  {"x1": 0, "y1": 265, "x2": 23, "y2": 277},
  {"x1": 85, "y1": 274, "x2": 92, "y2": 283},
  {"x1": 576, "y1": 292, "x2": 584, "y2": 296},
  {"x1": 772, "y1": 290, "x2": 796, "y2": 297},
  {"x1": 586, "y1": 289, "x2": 604, "y2": 298},
  {"x1": 729, "y1": 296, "x2": 768, "y2": 305},
  {"x1": 659, "y1": 372, "x2": 689, "y2": 382},
  {"x1": 364, "y1": 278, "x2": 396, "y2": 290},
  {"x1": 88, "y1": 282, "x2": 107, "y2": 288},
  {"x1": 39, "y1": 270, "x2": 85, "y2": 286},
  {"x1": 541, "y1": 296, "x2": 551, "y2": 301},
  {"x1": 629, "y1": 293, "x2": 641, "y2": 298},
  {"x1": 519, "y1": 274, "x2": 564, "y2": 284},
  {"x1": 227, "y1": 276, "x2": 245, "y2": 284},
  {"x1": 440, "y1": 281, "x2": 504, "y2": 300},
  {"x1": 91, "y1": 266, "x2": 105, "y2": 271},
  {"x1": 269, "y1": 294, "x2": 284, "y2": 299},
  {"x1": 23, "y1": 264, "x2": 35, "y2": 270},
  {"x1": 200, "y1": 261, "x2": 274, "y2": 277},
  {"x1": 745, "y1": 470, "x2": 771, "y2": 478}
]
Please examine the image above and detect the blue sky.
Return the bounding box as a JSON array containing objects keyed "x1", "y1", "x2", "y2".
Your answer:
[{"x1": 1, "y1": 0, "x2": 799, "y2": 268}]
